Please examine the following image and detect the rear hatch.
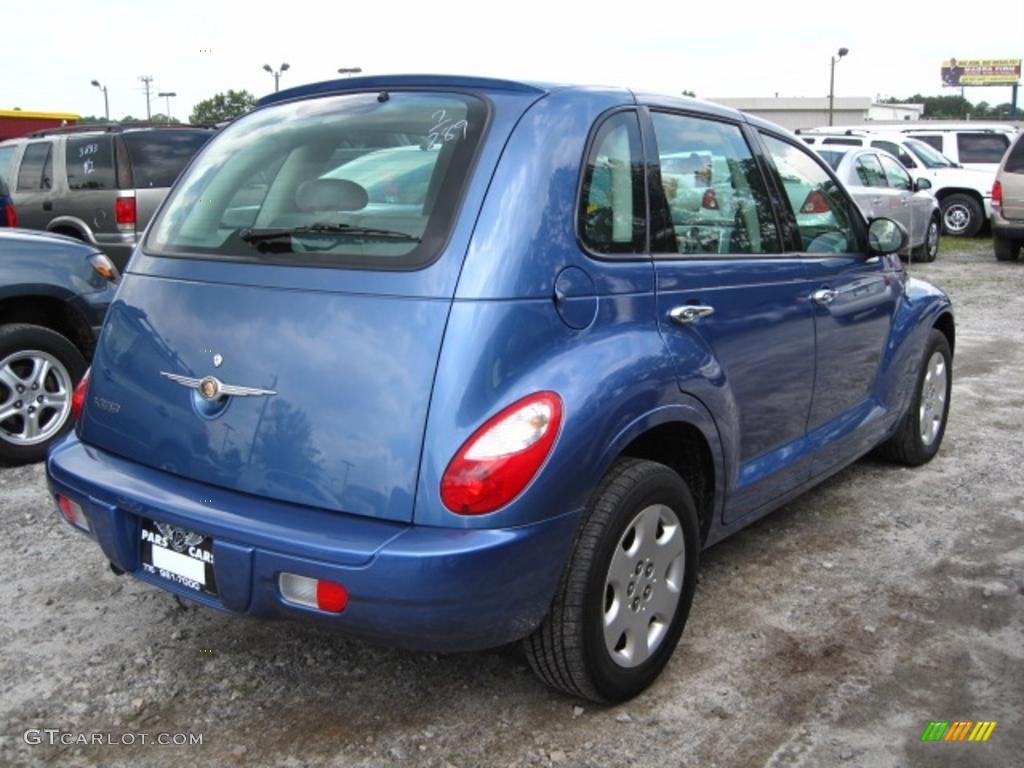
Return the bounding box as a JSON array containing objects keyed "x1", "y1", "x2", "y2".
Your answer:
[{"x1": 79, "y1": 86, "x2": 517, "y2": 523}]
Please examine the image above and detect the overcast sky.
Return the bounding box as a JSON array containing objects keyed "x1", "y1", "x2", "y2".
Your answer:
[{"x1": 4, "y1": 0, "x2": 1022, "y2": 121}]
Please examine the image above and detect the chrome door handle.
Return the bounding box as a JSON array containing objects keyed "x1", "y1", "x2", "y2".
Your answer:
[
  {"x1": 669, "y1": 305, "x2": 715, "y2": 325},
  {"x1": 812, "y1": 289, "x2": 838, "y2": 306}
]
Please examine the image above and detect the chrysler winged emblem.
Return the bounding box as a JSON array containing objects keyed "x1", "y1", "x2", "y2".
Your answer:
[
  {"x1": 160, "y1": 372, "x2": 277, "y2": 399},
  {"x1": 154, "y1": 521, "x2": 205, "y2": 553}
]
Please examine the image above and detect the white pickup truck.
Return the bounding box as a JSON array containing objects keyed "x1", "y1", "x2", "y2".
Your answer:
[{"x1": 797, "y1": 129, "x2": 995, "y2": 237}]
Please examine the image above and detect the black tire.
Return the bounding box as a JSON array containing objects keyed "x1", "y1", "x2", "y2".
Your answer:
[
  {"x1": 940, "y1": 194, "x2": 983, "y2": 237},
  {"x1": 994, "y1": 235, "x2": 1021, "y2": 262},
  {"x1": 912, "y1": 215, "x2": 941, "y2": 263},
  {"x1": 0, "y1": 323, "x2": 87, "y2": 464},
  {"x1": 877, "y1": 329, "x2": 952, "y2": 466},
  {"x1": 524, "y1": 458, "x2": 700, "y2": 702}
]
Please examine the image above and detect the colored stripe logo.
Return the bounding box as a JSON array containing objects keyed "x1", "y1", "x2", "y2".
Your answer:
[{"x1": 921, "y1": 721, "x2": 997, "y2": 742}]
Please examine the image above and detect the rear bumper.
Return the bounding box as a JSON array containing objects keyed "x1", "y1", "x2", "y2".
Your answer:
[
  {"x1": 46, "y1": 435, "x2": 580, "y2": 652},
  {"x1": 992, "y1": 210, "x2": 1024, "y2": 240}
]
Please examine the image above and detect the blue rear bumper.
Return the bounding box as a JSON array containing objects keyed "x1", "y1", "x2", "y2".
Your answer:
[{"x1": 46, "y1": 435, "x2": 580, "y2": 652}]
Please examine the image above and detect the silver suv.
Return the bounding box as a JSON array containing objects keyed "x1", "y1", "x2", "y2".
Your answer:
[
  {"x1": 993, "y1": 131, "x2": 1024, "y2": 261},
  {"x1": 0, "y1": 125, "x2": 212, "y2": 270}
]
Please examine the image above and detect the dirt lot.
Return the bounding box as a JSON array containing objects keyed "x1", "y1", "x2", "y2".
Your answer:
[{"x1": 1, "y1": 239, "x2": 1021, "y2": 768}]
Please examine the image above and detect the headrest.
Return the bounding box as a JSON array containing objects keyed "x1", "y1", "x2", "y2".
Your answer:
[{"x1": 295, "y1": 178, "x2": 368, "y2": 212}]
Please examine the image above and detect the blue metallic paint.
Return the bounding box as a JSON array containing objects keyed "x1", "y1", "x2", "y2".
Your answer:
[{"x1": 46, "y1": 77, "x2": 953, "y2": 652}]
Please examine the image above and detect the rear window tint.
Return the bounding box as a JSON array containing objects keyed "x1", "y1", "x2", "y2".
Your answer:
[
  {"x1": 1005, "y1": 135, "x2": 1024, "y2": 173},
  {"x1": 956, "y1": 133, "x2": 1010, "y2": 164},
  {"x1": 123, "y1": 130, "x2": 211, "y2": 188},
  {"x1": 66, "y1": 137, "x2": 116, "y2": 190},
  {"x1": 146, "y1": 92, "x2": 487, "y2": 269}
]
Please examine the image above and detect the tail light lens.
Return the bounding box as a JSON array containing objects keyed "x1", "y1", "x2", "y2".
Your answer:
[
  {"x1": 992, "y1": 180, "x2": 1002, "y2": 210},
  {"x1": 278, "y1": 573, "x2": 348, "y2": 613},
  {"x1": 441, "y1": 391, "x2": 562, "y2": 515},
  {"x1": 800, "y1": 190, "x2": 831, "y2": 214},
  {"x1": 701, "y1": 189, "x2": 719, "y2": 210},
  {"x1": 56, "y1": 494, "x2": 91, "y2": 532},
  {"x1": 114, "y1": 197, "x2": 136, "y2": 226},
  {"x1": 2, "y1": 204, "x2": 16, "y2": 227},
  {"x1": 71, "y1": 367, "x2": 91, "y2": 421}
]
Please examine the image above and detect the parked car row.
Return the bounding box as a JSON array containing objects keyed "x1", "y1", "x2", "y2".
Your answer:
[{"x1": 39, "y1": 75, "x2": 957, "y2": 703}]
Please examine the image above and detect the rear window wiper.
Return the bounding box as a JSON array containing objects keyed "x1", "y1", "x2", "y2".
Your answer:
[{"x1": 239, "y1": 223, "x2": 421, "y2": 244}]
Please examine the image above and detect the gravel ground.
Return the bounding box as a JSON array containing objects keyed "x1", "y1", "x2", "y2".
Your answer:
[{"x1": 1, "y1": 239, "x2": 1021, "y2": 768}]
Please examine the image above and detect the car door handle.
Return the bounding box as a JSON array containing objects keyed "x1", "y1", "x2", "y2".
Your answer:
[
  {"x1": 812, "y1": 289, "x2": 838, "y2": 306},
  {"x1": 871, "y1": 197, "x2": 883, "y2": 205},
  {"x1": 669, "y1": 305, "x2": 715, "y2": 325}
]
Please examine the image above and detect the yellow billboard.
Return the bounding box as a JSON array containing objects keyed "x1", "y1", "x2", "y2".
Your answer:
[{"x1": 941, "y1": 59, "x2": 1021, "y2": 87}]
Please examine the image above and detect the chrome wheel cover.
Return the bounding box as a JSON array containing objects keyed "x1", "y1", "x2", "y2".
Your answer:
[
  {"x1": 602, "y1": 504, "x2": 686, "y2": 668},
  {"x1": 927, "y1": 220, "x2": 939, "y2": 258},
  {"x1": 919, "y1": 351, "x2": 948, "y2": 447},
  {"x1": 0, "y1": 350, "x2": 73, "y2": 447},
  {"x1": 942, "y1": 204, "x2": 971, "y2": 234}
]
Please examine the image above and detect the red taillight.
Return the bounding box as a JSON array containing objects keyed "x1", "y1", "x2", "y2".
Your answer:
[
  {"x1": 441, "y1": 391, "x2": 563, "y2": 515},
  {"x1": 56, "y1": 494, "x2": 90, "y2": 531},
  {"x1": 701, "y1": 188, "x2": 719, "y2": 210},
  {"x1": 115, "y1": 197, "x2": 136, "y2": 225},
  {"x1": 992, "y1": 180, "x2": 1002, "y2": 210},
  {"x1": 71, "y1": 367, "x2": 90, "y2": 421},
  {"x1": 800, "y1": 190, "x2": 831, "y2": 214},
  {"x1": 2, "y1": 203, "x2": 16, "y2": 227},
  {"x1": 278, "y1": 573, "x2": 348, "y2": 613},
  {"x1": 315, "y1": 581, "x2": 349, "y2": 613}
]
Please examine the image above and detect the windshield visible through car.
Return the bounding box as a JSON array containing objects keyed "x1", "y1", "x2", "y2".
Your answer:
[
  {"x1": 146, "y1": 92, "x2": 486, "y2": 268},
  {"x1": 904, "y1": 138, "x2": 956, "y2": 169}
]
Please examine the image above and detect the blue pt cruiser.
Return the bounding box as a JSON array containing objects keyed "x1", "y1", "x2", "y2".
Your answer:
[{"x1": 46, "y1": 75, "x2": 954, "y2": 702}]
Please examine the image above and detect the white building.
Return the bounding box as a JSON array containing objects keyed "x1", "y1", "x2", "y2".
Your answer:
[{"x1": 708, "y1": 97, "x2": 925, "y2": 131}]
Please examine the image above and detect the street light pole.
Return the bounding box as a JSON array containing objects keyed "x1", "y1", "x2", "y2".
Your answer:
[
  {"x1": 90, "y1": 80, "x2": 109, "y2": 120},
  {"x1": 263, "y1": 62, "x2": 290, "y2": 92},
  {"x1": 337, "y1": 67, "x2": 362, "y2": 78},
  {"x1": 157, "y1": 92, "x2": 176, "y2": 122},
  {"x1": 828, "y1": 47, "x2": 849, "y2": 126}
]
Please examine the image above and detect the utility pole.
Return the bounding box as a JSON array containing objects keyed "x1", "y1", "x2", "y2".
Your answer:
[
  {"x1": 139, "y1": 75, "x2": 154, "y2": 120},
  {"x1": 828, "y1": 47, "x2": 849, "y2": 126}
]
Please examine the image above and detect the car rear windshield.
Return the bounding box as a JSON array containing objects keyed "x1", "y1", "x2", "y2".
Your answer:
[
  {"x1": 123, "y1": 130, "x2": 212, "y2": 188},
  {"x1": 145, "y1": 91, "x2": 487, "y2": 269},
  {"x1": 816, "y1": 149, "x2": 846, "y2": 170}
]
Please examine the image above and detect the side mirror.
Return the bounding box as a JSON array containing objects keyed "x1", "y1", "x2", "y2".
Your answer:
[
  {"x1": 914, "y1": 177, "x2": 932, "y2": 192},
  {"x1": 867, "y1": 218, "x2": 908, "y2": 255}
]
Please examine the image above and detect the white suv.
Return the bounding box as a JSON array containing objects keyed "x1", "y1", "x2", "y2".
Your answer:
[
  {"x1": 889, "y1": 124, "x2": 1016, "y2": 173},
  {"x1": 797, "y1": 129, "x2": 995, "y2": 237}
]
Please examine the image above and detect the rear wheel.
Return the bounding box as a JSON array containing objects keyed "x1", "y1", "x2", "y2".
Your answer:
[
  {"x1": 524, "y1": 458, "x2": 700, "y2": 702},
  {"x1": 877, "y1": 329, "x2": 952, "y2": 466},
  {"x1": 994, "y1": 235, "x2": 1022, "y2": 262},
  {"x1": 0, "y1": 324, "x2": 86, "y2": 464},
  {"x1": 940, "y1": 194, "x2": 983, "y2": 237},
  {"x1": 912, "y1": 215, "x2": 941, "y2": 262}
]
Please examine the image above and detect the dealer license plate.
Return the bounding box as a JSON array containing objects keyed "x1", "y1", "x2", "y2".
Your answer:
[{"x1": 139, "y1": 518, "x2": 218, "y2": 596}]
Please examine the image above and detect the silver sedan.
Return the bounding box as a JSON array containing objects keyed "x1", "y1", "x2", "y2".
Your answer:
[{"x1": 817, "y1": 146, "x2": 942, "y2": 262}]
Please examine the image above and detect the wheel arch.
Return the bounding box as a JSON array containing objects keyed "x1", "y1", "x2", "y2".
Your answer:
[
  {"x1": 46, "y1": 216, "x2": 97, "y2": 244},
  {"x1": 933, "y1": 310, "x2": 955, "y2": 354},
  {"x1": 0, "y1": 293, "x2": 95, "y2": 358},
  {"x1": 934, "y1": 187, "x2": 985, "y2": 209}
]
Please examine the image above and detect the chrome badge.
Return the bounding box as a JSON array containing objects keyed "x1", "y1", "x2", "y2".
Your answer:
[
  {"x1": 160, "y1": 372, "x2": 276, "y2": 398},
  {"x1": 212, "y1": 354, "x2": 223, "y2": 368}
]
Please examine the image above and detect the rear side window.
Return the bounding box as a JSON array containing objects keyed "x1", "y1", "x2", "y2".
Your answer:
[
  {"x1": 855, "y1": 154, "x2": 887, "y2": 187},
  {"x1": 0, "y1": 146, "x2": 17, "y2": 184},
  {"x1": 1005, "y1": 135, "x2": 1024, "y2": 173},
  {"x1": 66, "y1": 137, "x2": 116, "y2": 190},
  {"x1": 147, "y1": 92, "x2": 487, "y2": 269},
  {"x1": 650, "y1": 112, "x2": 779, "y2": 256},
  {"x1": 870, "y1": 140, "x2": 917, "y2": 169},
  {"x1": 957, "y1": 133, "x2": 1010, "y2": 164},
  {"x1": 579, "y1": 111, "x2": 646, "y2": 255},
  {"x1": 123, "y1": 131, "x2": 211, "y2": 188},
  {"x1": 761, "y1": 134, "x2": 859, "y2": 254},
  {"x1": 17, "y1": 142, "x2": 53, "y2": 191}
]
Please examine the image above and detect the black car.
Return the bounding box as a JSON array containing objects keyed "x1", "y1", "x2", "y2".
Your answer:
[{"x1": 0, "y1": 229, "x2": 117, "y2": 462}]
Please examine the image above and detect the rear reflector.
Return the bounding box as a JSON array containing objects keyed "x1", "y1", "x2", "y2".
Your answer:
[
  {"x1": 279, "y1": 573, "x2": 348, "y2": 613},
  {"x1": 115, "y1": 197, "x2": 136, "y2": 226},
  {"x1": 56, "y1": 495, "x2": 90, "y2": 532}
]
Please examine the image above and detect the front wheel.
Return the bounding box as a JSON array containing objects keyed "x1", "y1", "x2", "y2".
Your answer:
[
  {"x1": 912, "y1": 215, "x2": 941, "y2": 262},
  {"x1": 877, "y1": 329, "x2": 952, "y2": 466},
  {"x1": 524, "y1": 458, "x2": 700, "y2": 702},
  {"x1": 940, "y1": 194, "x2": 983, "y2": 237}
]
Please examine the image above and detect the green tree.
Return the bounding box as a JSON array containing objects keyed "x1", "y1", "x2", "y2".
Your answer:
[
  {"x1": 148, "y1": 113, "x2": 181, "y2": 125},
  {"x1": 189, "y1": 90, "x2": 257, "y2": 125},
  {"x1": 681, "y1": 89, "x2": 697, "y2": 98}
]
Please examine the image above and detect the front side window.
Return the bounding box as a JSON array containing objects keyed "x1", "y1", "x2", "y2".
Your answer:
[
  {"x1": 855, "y1": 154, "x2": 887, "y2": 187},
  {"x1": 870, "y1": 140, "x2": 917, "y2": 169},
  {"x1": 651, "y1": 112, "x2": 779, "y2": 255},
  {"x1": 578, "y1": 111, "x2": 646, "y2": 255},
  {"x1": 761, "y1": 134, "x2": 858, "y2": 254},
  {"x1": 878, "y1": 155, "x2": 912, "y2": 191},
  {"x1": 957, "y1": 133, "x2": 1010, "y2": 164},
  {"x1": 66, "y1": 137, "x2": 116, "y2": 190},
  {"x1": 17, "y1": 142, "x2": 53, "y2": 191},
  {"x1": 147, "y1": 92, "x2": 487, "y2": 268}
]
